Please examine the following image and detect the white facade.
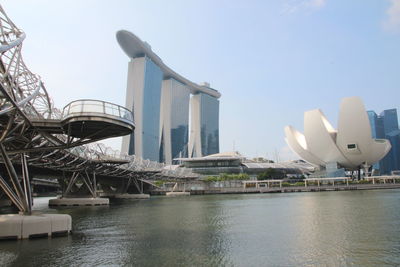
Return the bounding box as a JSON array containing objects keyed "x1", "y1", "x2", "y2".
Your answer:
[
  {"x1": 121, "y1": 57, "x2": 163, "y2": 161},
  {"x1": 189, "y1": 94, "x2": 202, "y2": 158},
  {"x1": 284, "y1": 97, "x2": 391, "y2": 170},
  {"x1": 121, "y1": 58, "x2": 144, "y2": 156}
]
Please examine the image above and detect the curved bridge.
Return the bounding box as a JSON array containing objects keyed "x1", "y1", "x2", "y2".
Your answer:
[{"x1": 0, "y1": 5, "x2": 195, "y2": 213}]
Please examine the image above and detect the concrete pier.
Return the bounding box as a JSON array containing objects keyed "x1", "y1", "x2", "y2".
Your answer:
[
  {"x1": 49, "y1": 197, "x2": 109, "y2": 206},
  {"x1": 0, "y1": 213, "x2": 71, "y2": 240},
  {"x1": 113, "y1": 194, "x2": 150, "y2": 199}
]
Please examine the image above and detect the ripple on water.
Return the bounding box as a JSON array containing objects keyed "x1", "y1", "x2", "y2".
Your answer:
[
  {"x1": 0, "y1": 252, "x2": 18, "y2": 267},
  {"x1": 1, "y1": 190, "x2": 400, "y2": 266}
]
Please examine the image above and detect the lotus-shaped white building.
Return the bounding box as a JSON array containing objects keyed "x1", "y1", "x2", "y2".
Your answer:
[{"x1": 284, "y1": 97, "x2": 391, "y2": 172}]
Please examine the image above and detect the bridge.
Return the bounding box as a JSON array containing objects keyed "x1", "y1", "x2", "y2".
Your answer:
[{"x1": 0, "y1": 4, "x2": 195, "y2": 239}]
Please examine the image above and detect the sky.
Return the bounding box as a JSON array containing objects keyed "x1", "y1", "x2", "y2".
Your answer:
[{"x1": 2, "y1": 0, "x2": 400, "y2": 161}]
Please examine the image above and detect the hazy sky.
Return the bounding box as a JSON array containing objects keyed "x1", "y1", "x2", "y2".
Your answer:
[{"x1": 3, "y1": 0, "x2": 400, "y2": 161}]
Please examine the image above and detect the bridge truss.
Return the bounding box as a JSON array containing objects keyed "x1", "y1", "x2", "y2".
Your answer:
[{"x1": 0, "y1": 5, "x2": 195, "y2": 214}]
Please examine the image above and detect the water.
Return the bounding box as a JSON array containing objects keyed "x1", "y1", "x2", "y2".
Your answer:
[{"x1": 1, "y1": 190, "x2": 400, "y2": 266}]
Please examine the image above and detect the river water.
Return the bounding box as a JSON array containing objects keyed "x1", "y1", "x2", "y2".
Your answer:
[{"x1": 1, "y1": 190, "x2": 400, "y2": 266}]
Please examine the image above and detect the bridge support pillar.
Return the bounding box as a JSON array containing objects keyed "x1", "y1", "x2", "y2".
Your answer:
[
  {"x1": 0, "y1": 213, "x2": 71, "y2": 240},
  {"x1": 49, "y1": 171, "x2": 109, "y2": 206},
  {"x1": 112, "y1": 175, "x2": 150, "y2": 199},
  {"x1": 49, "y1": 197, "x2": 109, "y2": 206},
  {"x1": 0, "y1": 145, "x2": 72, "y2": 240},
  {"x1": 0, "y1": 145, "x2": 32, "y2": 214}
]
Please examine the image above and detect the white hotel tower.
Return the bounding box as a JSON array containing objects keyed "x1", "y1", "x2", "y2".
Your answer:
[{"x1": 116, "y1": 30, "x2": 221, "y2": 163}]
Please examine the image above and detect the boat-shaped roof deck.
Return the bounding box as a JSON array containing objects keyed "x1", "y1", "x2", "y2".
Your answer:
[{"x1": 116, "y1": 30, "x2": 221, "y2": 99}]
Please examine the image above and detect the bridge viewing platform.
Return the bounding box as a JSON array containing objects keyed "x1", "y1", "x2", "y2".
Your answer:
[
  {"x1": 61, "y1": 100, "x2": 134, "y2": 139},
  {"x1": 29, "y1": 100, "x2": 135, "y2": 140}
]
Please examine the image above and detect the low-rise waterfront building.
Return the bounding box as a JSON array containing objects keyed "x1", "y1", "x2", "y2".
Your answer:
[{"x1": 177, "y1": 151, "x2": 314, "y2": 178}]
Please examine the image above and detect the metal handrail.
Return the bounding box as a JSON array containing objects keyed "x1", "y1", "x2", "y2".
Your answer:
[{"x1": 62, "y1": 99, "x2": 133, "y2": 123}]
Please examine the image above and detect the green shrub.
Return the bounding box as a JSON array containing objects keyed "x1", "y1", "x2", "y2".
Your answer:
[
  {"x1": 257, "y1": 168, "x2": 285, "y2": 180},
  {"x1": 204, "y1": 176, "x2": 219, "y2": 182},
  {"x1": 293, "y1": 182, "x2": 305, "y2": 186},
  {"x1": 154, "y1": 180, "x2": 164, "y2": 187},
  {"x1": 282, "y1": 182, "x2": 291, "y2": 187},
  {"x1": 204, "y1": 173, "x2": 249, "y2": 182}
]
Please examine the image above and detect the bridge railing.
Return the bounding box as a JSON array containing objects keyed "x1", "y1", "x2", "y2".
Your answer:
[{"x1": 62, "y1": 99, "x2": 134, "y2": 124}]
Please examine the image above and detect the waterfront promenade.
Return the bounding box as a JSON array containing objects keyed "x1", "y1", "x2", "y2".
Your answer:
[{"x1": 152, "y1": 180, "x2": 400, "y2": 195}]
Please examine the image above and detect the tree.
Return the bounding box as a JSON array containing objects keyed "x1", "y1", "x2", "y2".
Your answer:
[{"x1": 257, "y1": 168, "x2": 285, "y2": 180}]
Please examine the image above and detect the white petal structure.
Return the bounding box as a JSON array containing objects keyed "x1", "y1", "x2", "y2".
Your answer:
[{"x1": 284, "y1": 97, "x2": 391, "y2": 170}]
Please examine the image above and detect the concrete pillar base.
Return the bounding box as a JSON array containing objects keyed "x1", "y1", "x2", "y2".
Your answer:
[
  {"x1": 165, "y1": 192, "x2": 191, "y2": 197},
  {"x1": 114, "y1": 193, "x2": 150, "y2": 199},
  {"x1": 0, "y1": 213, "x2": 71, "y2": 240},
  {"x1": 49, "y1": 197, "x2": 109, "y2": 206},
  {"x1": 99, "y1": 193, "x2": 115, "y2": 198}
]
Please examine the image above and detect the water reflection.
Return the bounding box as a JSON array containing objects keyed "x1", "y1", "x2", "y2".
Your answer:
[{"x1": 1, "y1": 191, "x2": 400, "y2": 266}]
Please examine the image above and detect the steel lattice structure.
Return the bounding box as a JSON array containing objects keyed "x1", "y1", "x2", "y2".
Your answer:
[{"x1": 0, "y1": 5, "x2": 196, "y2": 214}]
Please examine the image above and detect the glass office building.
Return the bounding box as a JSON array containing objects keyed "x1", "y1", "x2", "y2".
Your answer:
[
  {"x1": 382, "y1": 109, "x2": 399, "y2": 133},
  {"x1": 368, "y1": 109, "x2": 400, "y2": 174},
  {"x1": 367, "y1": 111, "x2": 385, "y2": 170},
  {"x1": 159, "y1": 79, "x2": 190, "y2": 164},
  {"x1": 189, "y1": 92, "x2": 220, "y2": 157},
  {"x1": 142, "y1": 57, "x2": 163, "y2": 161},
  {"x1": 367, "y1": 111, "x2": 385, "y2": 139},
  {"x1": 200, "y1": 93, "x2": 220, "y2": 156}
]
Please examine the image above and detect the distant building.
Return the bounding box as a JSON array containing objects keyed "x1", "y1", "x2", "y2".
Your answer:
[
  {"x1": 368, "y1": 109, "x2": 400, "y2": 174},
  {"x1": 178, "y1": 152, "x2": 314, "y2": 177},
  {"x1": 117, "y1": 30, "x2": 221, "y2": 163}
]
